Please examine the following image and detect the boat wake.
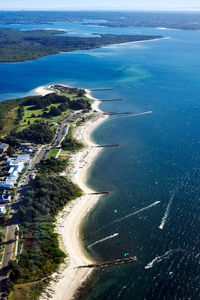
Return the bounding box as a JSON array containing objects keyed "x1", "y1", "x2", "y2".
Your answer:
[
  {"x1": 159, "y1": 192, "x2": 175, "y2": 230},
  {"x1": 98, "y1": 201, "x2": 160, "y2": 231},
  {"x1": 132, "y1": 111, "x2": 152, "y2": 117},
  {"x1": 87, "y1": 233, "x2": 119, "y2": 249},
  {"x1": 119, "y1": 111, "x2": 152, "y2": 118},
  {"x1": 145, "y1": 249, "x2": 174, "y2": 269}
]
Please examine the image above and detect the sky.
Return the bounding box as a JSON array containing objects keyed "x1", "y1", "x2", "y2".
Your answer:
[{"x1": 0, "y1": 0, "x2": 200, "y2": 11}]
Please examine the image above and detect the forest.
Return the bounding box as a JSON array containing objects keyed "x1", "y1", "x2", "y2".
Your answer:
[
  {"x1": 9, "y1": 175, "x2": 82, "y2": 285},
  {"x1": 0, "y1": 28, "x2": 161, "y2": 62},
  {"x1": 1, "y1": 11, "x2": 200, "y2": 30},
  {"x1": 0, "y1": 92, "x2": 91, "y2": 145},
  {"x1": 7, "y1": 120, "x2": 54, "y2": 144},
  {"x1": 61, "y1": 126, "x2": 83, "y2": 151}
]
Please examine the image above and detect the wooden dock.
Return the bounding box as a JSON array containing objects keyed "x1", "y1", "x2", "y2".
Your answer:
[{"x1": 77, "y1": 256, "x2": 138, "y2": 269}]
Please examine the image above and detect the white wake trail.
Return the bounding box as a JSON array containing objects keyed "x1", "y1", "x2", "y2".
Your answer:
[
  {"x1": 119, "y1": 111, "x2": 153, "y2": 119},
  {"x1": 145, "y1": 249, "x2": 174, "y2": 269},
  {"x1": 87, "y1": 233, "x2": 119, "y2": 249},
  {"x1": 132, "y1": 111, "x2": 152, "y2": 117},
  {"x1": 159, "y1": 192, "x2": 175, "y2": 230},
  {"x1": 98, "y1": 201, "x2": 160, "y2": 232}
]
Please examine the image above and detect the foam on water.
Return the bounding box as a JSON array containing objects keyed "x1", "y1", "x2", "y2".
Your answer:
[
  {"x1": 145, "y1": 249, "x2": 175, "y2": 269},
  {"x1": 87, "y1": 233, "x2": 119, "y2": 249},
  {"x1": 116, "y1": 111, "x2": 153, "y2": 119},
  {"x1": 159, "y1": 192, "x2": 175, "y2": 230},
  {"x1": 98, "y1": 201, "x2": 160, "y2": 231}
]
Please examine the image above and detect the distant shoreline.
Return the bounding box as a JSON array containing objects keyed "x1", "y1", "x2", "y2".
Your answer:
[
  {"x1": 103, "y1": 36, "x2": 169, "y2": 48},
  {"x1": 34, "y1": 85, "x2": 109, "y2": 300}
]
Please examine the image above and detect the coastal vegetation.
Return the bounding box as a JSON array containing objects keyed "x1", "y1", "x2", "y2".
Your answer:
[
  {"x1": 0, "y1": 85, "x2": 91, "y2": 299},
  {"x1": 0, "y1": 87, "x2": 91, "y2": 145},
  {"x1": 8, "y1": 120, "x2": 54, "y2": 144},
  {"x1": 61, "y1": 126, "x2": 84, "y2": 151},
  {"x1": 9, "y1": 175, "x2": 82, "y2": 296},
  {"x1": 0, "y1": 98, "x2": 25, "y2": 136},
  {"x1": 38, "y1": 157, "x2": 67, "y2": 174},
  {"x1": 0, "y1": 28, "x2": 162, "y2": 62},
  {"x1": 1, "y1": 11, "x2": 200, "y2": 30}
]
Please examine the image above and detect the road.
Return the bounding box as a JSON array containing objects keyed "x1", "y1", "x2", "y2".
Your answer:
[{"x1": 0, "y1": 111, "x2": 80, "y2": 297}]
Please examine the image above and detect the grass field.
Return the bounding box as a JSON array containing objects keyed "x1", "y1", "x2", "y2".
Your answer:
[
  {"x1": 18, "y1": 103, "x2": 71, "y2": 131},
  {"x1": 0, "y1": 107, "x2": 18, "y2": 137},
  {"x1": 46, "y1": 148, "x2": 59, "y2": 159}
]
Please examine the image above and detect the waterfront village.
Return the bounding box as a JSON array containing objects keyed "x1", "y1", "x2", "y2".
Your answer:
[
  {"x1": 0, "y1": 84, "x2": 97, "y2": 299},
  {"x1": 0, "y1": 142, "x2": 34, "y2": 210}
]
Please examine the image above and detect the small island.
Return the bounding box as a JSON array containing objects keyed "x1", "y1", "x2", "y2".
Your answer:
[{"x1": 0, "y1": 28, "x2": 163, "y2": 62}]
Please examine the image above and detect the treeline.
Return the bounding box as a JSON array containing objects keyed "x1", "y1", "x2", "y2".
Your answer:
[
  {"x1": 0, "y1": 28, "x2": 161, "y2": 62},
  {"x1": 38, "y1": 157, "x2": 67, "y2": 174},
  {"x1": 0, "y1": 91, "x2": 91, "y2": 145},
  {"x1": 7, "y1": 120, "x2": 54, "y2": 144},
  {"x1": 61, "y1": 126, "x2": 83, "y2": 151},
  {"x1": 9, "y1": 175, "x2": 82, "y2": 284},
  {"x1": 25, "y1": 93, "x2": 91, "y2": 115},
  {"x1": 0, "y1": 97, "x2": 27, "y2": 131}
]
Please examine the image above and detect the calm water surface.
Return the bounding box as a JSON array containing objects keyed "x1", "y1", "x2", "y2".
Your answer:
[{"x1": 0, "y1": 23, "x2": 199, "y2": 299}]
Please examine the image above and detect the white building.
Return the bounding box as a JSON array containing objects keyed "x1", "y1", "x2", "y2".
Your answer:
[
  {"x1": 0, "y1": 206, "x2": 6, "y2": 215},
  {"x1": 0, "y1": 155, "x2": 30, "y2": 189}
]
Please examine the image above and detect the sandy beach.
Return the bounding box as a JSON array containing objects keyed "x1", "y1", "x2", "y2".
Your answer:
[
  {"x1": 35, "y1": 85, "x2": 109, "y2": 300},
  {"x1": 104, "y1": 36, "x2": 169, "y2": 48},
  {"x1": 33, "y1": 85, "x2": 54, "y2": 96}
]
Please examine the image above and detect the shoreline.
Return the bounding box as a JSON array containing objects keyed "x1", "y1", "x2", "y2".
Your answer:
[
  {"x1": 103, "y1": 36, "x2": 169, "y2": 48},
  {"x1": 34, "y1": 85, "x2": 109, "y2": 300}
]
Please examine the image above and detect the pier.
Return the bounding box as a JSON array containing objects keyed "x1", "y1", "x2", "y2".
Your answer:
[
  {"x1": 77, "y1": 257, "x2": 138, "y2": 269},
  {"x1": 90, "y1": 88, "x2": 114, "y2": 91},
  {"x1": 89, "y1": 191, "x2": 110, "y2": 195},
  {"x1": 103, "y1": 112, "x2": 133, "y2": 115},
  {"x1": 95, "y1": 144, "x2": 120, "y2": 148},
  {"x1": 100, "y1": 98, "x2": 124, "y2": 102}
]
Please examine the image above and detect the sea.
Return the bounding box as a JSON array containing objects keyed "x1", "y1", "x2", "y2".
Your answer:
[{"x1": 0, "y1": 21, "x2": 199, "y2": 300}]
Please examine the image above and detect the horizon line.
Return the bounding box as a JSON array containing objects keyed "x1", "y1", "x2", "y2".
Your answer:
[{"x1": 1, "y1": 9, "x2": 200, "y2": 13}]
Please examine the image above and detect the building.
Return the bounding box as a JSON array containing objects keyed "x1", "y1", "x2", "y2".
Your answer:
[
  {"x1": 0, "y1": 154, "x2": 30, "y2": 189},
  {"x1": 0, "y1": 191, "x2": 11, "y2": 203},
  {"x1": 0, "y1": 143, "x2": 9, "y2": 154},
  {"x1": 20, "y1": 143, "x2": 33, "y2": 150},
  {"x1": 0, "y1": 206, "x2": 6, "y2": 215}
]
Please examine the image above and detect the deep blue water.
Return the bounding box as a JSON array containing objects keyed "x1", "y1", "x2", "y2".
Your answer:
[{"x1": 0, "y1": 22, "x2": 199, "y2": 299}]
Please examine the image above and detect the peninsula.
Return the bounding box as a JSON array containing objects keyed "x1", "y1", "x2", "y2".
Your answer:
[
  {"x1": 0, "y1": 84, "x2": 111, "y2": 300},
  {"x1": 0, "y1": 28, "x2": 162, "y2": 62}
]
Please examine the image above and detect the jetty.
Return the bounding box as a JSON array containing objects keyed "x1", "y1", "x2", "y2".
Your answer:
[
  {"x1": 95, "y1": 144, "x2": 120, "y2": 148},
  {"x1": 90, "y1": 88, "x2": 114, "y2": 91},
  {"x1": 77, "y1": 256, "x2": 138, "y2": 269},
  {"x1": 100, "y1": 98, "x2": 124, "y2": 102},
  {"x1": 103, "y1": 112, "x2": 133, "y2": 115},
  {"x1": 89, "y1": 191, "x2": 110, "y2": 195}
]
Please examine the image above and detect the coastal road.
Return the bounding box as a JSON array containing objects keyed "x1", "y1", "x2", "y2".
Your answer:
[
  {"x1": 0, "y1": 224, "x2": 15, "y2": 296},
  {"x1": 0, "y1": 110, "x2": 80, "y2": 296}
]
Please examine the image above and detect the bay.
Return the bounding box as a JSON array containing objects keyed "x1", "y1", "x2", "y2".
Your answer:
[{"x1": 0, "y1": 22, "x2": 199, "y2": 299}]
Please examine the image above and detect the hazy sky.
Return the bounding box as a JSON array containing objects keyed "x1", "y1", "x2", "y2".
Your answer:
[{"x1": 1, "y1": 0, "x2": 200, "y2": 11}]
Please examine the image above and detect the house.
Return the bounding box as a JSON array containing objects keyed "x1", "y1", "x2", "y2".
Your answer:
[
  {"x1": 0, "y1": 206, "x2": 6, "y2": 215},
  {"x1": 0, "y1": 193, "x2": 11, "y2": 203},
  {"x1": 20, "y1": 143, "x2": 33, "y2": 150},
  {"x1": 0, "y1": 154, "x2": 30, "y2": 189},
  {"x1": 0, "y1": 143, "x2": 9, "y2": 154}
]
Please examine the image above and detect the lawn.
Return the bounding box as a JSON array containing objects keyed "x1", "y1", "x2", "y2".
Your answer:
[
  {"x1": 46, "y1": 148, "x2": 59, "y2": 159},
  {"x1": 0, "y1": 107, "x2": 18, "y2": 137},
  {"x1": 18, "y1": 104, "x2": 71, "y2": 131}
]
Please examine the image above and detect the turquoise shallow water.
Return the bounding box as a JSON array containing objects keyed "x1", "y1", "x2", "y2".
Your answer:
[{"x1": 0, "y1": 22, "x2": 199, "y2": 299}]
